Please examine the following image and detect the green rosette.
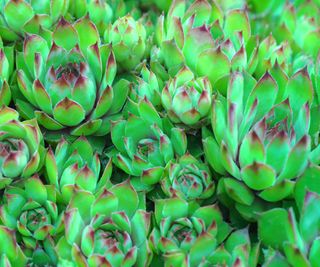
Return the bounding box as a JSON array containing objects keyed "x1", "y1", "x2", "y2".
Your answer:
[
  {"x1": 0, "y1": 176, "x2": 63, "y2": 266},
  {"x1": 15, "y1": 16, "x2": 128, "y2": 139},
  {"x1": 56, "y1": 180, "x2": 152, "y2": 267},
  {"x1": 0, "y1": 106, "x2": 45, "y2": 189}
]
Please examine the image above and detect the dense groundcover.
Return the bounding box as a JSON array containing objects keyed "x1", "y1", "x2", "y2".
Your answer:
[{"x1": 0, "y1": 0, "x2": 320, "y2": 266}]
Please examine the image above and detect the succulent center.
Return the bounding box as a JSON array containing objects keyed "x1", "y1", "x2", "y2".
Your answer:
[
  {"x1": 137, "y1": 139, "x2": 156, "y2": 159},
  {"x1": 94, "y1": 229, "x2": 127, "y2": 255},
  {"x1": 56, "y1": 63, "x2": 80, "y2": 82},
  {"x1": 20, "y1": 208, "x2": 50, "y2": 233},
  {"x1": 173, "y1": 165, "x2": 205, "y2": 199},
  {"x1": 169, "y1": 223, "x2": 195, "y2": 248}
]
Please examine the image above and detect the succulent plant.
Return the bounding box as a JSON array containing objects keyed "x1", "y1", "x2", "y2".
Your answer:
[
  {"x1": 109, "y1": 97, "x2": 187, "y2": 191},
  {"x1": 258, "y1": 191, "x2": 320, "y2": 267},
  {"x1": 15, "y1": 16, "x2": 129, "y2": 139},
  {"x1": 160, "y1": 152, "x2": 215, "y2": 202},
  {"x1": 45, "y1": 136, "x2": 111, "y2": 204},
  {"x1": 161, "y1": 66, "x2": 212, "y2": 128},
  {"x1": 56, "y1": 180, "x2": 152, "y2": 267},
  {"x1": 0, "y1": 176, "x2": 63, "y2": 266},
  {"x1": 129, "y1": 64, "x2": 162, "y2": 109},
  {"x1": 149, "y1": 196, "x2": 232, "y2": 266},
  {"x1": 104, "y1": 15, "x2": 146, "y2": 71},
  {"x1": 154, "y1": 0, "x2": 252, "y2": 83},
  {"x1": 0, "y1": 106, "x2": 44, "y2": 189},
  {"x1": 0, "y1": 0, "x2": 70, "y2": 42},
  {"x1": 203, "y1": 69, "x2": 314, "y2": 217}
]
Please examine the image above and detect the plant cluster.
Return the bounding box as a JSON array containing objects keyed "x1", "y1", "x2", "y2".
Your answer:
[{"x1": 0, "y1": 0, "x2": 320, "y2": 266}]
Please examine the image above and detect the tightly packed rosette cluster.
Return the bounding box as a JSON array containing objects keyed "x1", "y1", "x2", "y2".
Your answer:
[
  {"x1": 110, "y1": 97, "x2": 188, "y2": 191},
  {"x1": 0, "y1": 0, "x2": 319, "y2": 266},
  {"x1": 249, "y1": 0, "x2": 320, "y2": 58},
  {"x1": 149, "y1": 196, "x2": 260, "y2": 266}
]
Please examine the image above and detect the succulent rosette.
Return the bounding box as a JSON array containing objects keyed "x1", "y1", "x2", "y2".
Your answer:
[
  {"x1": 56, "y1": 180, "x2": 152, "y2": 267},
  {"x1": 110, "y1": 97, "x2": 187, "y2": 191},
  {"x1": 0, "y1": 106, "x2": 44, "y2": 189},
  {"x1": 153, "y1": 0, "x2": 253, "y2": 82},
  {"x1": 203, "y1": 69, "x2": 314, "y2": 219},
  {"x1": 149, "y1": 196, "x2": 233, "y2": 266},
  {"x1": 16, "y1": 16, "x2": 128, "y2": 139},
  {"x1": 161, "y1": 152, "x2": 215, "y2": 202},
  {"x1": 129, "y1": 64, "x2": 162, "y2": 109},
  {"x1": 0, "y1": 176, "x2": 63, "y2": 266},
  {"x1": 162, "y1": 66, "x2": 212, "y2": 128},
  {"x1": 104, "y1": 15, "x2": 146, "y2": 71},
  {"x1": 0, "y1": 0, "x2": 70, "y2": 42},
  {"x1": 45, "y1": 136, "x2": 111, "y2": 204},
  {"x1": 258, "y1": 191, "x2": 320, "y2": 266}
]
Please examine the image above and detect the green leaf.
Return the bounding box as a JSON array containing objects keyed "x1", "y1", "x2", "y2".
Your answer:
[
  {"x1": 241, "y1": 162, "x2": 276, "y2": 191},
  {"x1": 196, "y1": 47, "x2": 230, "y2": 86},
  {"x1": 286, "y1": 68, "x2": 313, "y2": 117},
  {"x1": 245, "y1": 72, "x2": 277, "y2": 123},
  {"x1": 24, "y1": 176, "x2": 47, "y2": 205},
  {"x1": 74, "y1": 16, "x2": 99, "y2": 54},
  {"x1": 224, "y1": 10, "x2": 251, "y2": 43},
  {"x1": 223, "y1": 178, "x2": 254, "y2": 205},
  {"x1": 4, "y1": 0, "x2": 34, "y2": 31},
  {"x1": 53, "y1": 18, "x2": 78, "y2": 50},
  {"x1": 109, "y1": 180, "x2": 139, "y2": 218},
  {"x1": 258, "y1": 208, "x2": 289, "y2": 249},
  {"x1": 278, "y1": 135, "x2": 310, "y2": 181},
  {"x1": 53, "y1": 98, "x2": 85, "y2": 126},
  {"x1": 239, "y1": 131, "x2": 265, "y2": 168}
]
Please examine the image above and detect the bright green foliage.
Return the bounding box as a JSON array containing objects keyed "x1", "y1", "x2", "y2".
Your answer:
[
  {"x1": 161, "y1": 152, "x2": 215, "y2": 201},
  {"x1": 15, "y1": 17, "x2": 129, "y2": 138},
  {"x1": 109, "y1": 97, "x2": 187, "y2": 191},
  {"x1": 149, "y1": 197, "x2": 232, "y2": 266},
  {"x1": 104, "y1": 15, "x2": 146, "y2": 71},
  {"x1": 0, "y1": 37, "x2": 13, "y2": 105},
  {"x1": 0, "y1": 0, "x2": 69, "y2": 42},
  {"x1": 162, "y1": 66, "x2": 212, "y2": 127},
  {"x1": 45, "y1": 136, "x2": 111, "y2": 204},
  {"x1": 0, "y1": 106, "x2": 45, "y2": 189},
  {"x1": 259, "y1": 191, "x2": 320, "y2": 267},
  {"x1": 0, "y1": 0, "x2": 319, "y2": 266},
  {"x1": 57, "y1": 180, "x2": 152, "y2": 267},
  {"x1": 203, "y1": 69, "x2": 315, "y2": 218},
  {"x1": 0, "y1": 176, "x2": 62, "y2": 266}
]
